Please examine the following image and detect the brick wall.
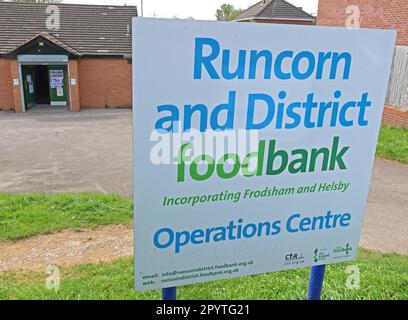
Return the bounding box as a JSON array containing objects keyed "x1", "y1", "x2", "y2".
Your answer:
[
  {"x1": 382, "y1": 105, "x2": 408, "y2": 128},
  {"x1": 9, "y1": 60, "x2": 22, "y2": 113},
  {"x1": 68, "y1": 60, "x2": 80, "y2": 112},
  {"x1": 317, "y1": 0, "x2": 408, "y2": 46},
  {"x1": 0, "y1": 58, "x2": 15, "y2": 110},
  {"x1": 78, "y1": 58, "x2": 132, "y2": 109},
  {"x1": 318, "y1": 0, "x2": 408, "y2": 128}
]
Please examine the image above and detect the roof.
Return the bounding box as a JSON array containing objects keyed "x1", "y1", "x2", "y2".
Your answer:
[
  {"x1": 6, "y1": 33, "x2": 81, "y2": 57},
  {"x1": 234, "y1": 0, "x2": 315, "y2": 22},
  {"x1": 0, "y1": 2, "x2": 137, "y2": 57}
]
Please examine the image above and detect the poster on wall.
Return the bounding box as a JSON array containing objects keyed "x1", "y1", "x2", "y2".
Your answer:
[{"x1": 132, "y1": 18, "x2": 396, "y2": 291}]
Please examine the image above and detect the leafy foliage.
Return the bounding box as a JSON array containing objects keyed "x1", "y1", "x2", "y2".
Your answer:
[{"x1": 215, "y1": 3, "x2": 243, "y2": 21}]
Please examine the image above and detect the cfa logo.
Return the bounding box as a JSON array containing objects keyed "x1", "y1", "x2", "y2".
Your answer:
[
  {"x1": 284, "y1": 252, "x2": 305, "y2": 265},
  {"x1": 285, "y1": 253, "x2": 304, "y2": 261}
]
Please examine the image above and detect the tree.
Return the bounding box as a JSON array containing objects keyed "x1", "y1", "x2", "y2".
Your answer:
[{"x1": 215, "y1": 3, "x2": 243, "y2": 21}]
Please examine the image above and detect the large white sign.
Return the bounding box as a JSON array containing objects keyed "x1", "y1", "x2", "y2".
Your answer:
[{"x1": 132, "y1": 18, "x2": 396, "y2": 291}]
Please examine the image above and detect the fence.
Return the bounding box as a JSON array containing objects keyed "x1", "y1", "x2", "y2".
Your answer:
[{"x1": 386, "y1": 45, "x2": 408, "y2": 111}]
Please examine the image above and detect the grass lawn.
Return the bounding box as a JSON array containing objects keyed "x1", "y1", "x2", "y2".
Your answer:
[
  {"x1": 0, "y1": 193, "x2": 133, "y2": 242},
  {"x1": 377, "y1": 124, "x2": 408, "y2": 164},
  {"x1": 0, "y1": 249, "x2": 407, "y2": 300}
]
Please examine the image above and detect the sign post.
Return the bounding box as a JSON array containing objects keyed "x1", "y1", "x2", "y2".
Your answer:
[
  {"x1": 162, "y1": 287, "x2": 177, "y2": 301},
  {"x1": 306, "y1": 265, "x2": 326, "y2": 300},
  {"x1": 132, "y1": 18, "x2": 396, "y2": 297}
]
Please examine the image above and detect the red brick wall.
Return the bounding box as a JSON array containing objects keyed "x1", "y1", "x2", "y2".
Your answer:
[
  {"x1": 382, "y1": 105, "x2": 408, "y2": 128},
  {"x1": 9, "y1": 60, "x2": 22, "y2": 113},
  {"x1": 78, "y1": 58, "x2": 132, "y2": 109},
  {"x1": 317, "y1": 0, "x2": 408, "y2": 46},
  {"x1": 318, "y1": 0, "x2": 408, "y2": 128},
  {"x1": 69, "y1": 60, "x2": 80, "y2": 112},
  {"x1": 0, "y1": 58, "x2": 15, "y2": 110}
]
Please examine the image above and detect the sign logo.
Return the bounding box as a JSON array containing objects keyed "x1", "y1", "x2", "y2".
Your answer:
[
  {"x1": 333, "y1": 243, "x2": 353, "y2": 259},
  {"x1": 284, "y1": 252, "x2": 305, "y2": 266},
  {"x1": 313, "y1": 248, "x2": 330, "y2": 263}
]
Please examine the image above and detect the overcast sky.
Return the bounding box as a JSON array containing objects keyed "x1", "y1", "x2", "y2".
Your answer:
[{"x1": 64, "y1": 0, "x2": 319, "y2": 20}]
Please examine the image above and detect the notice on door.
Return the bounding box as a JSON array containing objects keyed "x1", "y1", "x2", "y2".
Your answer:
[
  {"x1": 132, "y1": 18, "x2": 396, "y2": 291},
  {"x1": 50, "y1": 70, "x2": 64, "y2": 88},
  {"x1": 56, "y1": 87, "x2": 63, "y2": 97},
  {"x1": 26, "y1": 75, "x2": 34, "y2": 94}
]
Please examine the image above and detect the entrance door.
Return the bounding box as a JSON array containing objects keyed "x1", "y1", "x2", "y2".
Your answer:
[
  {"x1": 48, "y1": 65, "x2": 68, "y2": 106},
  {"x1": 20, "y1": 63, "x2": 69, "y2": 111},
  {"x1": 35, "y1": 65, "x2": 50, "y2": 105},
  {"x1": 21, "y1": 65, "x2": 37, "y2": 109}
]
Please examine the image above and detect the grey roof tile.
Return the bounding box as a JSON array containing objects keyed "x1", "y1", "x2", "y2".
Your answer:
[
  {"x1": 234, "y1": 0, "x2": 315, "y2": 22},
  {"x1": 0, "y1": 2, "x2": 137, "y2": 56}
]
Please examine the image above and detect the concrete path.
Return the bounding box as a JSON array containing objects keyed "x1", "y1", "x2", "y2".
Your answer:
[
  {"x1": 0, "y1": 108, "x2": 407, "y2": 255},
  {"x1": 361, "y1": 158, "x2": 408, "y2": 254}
]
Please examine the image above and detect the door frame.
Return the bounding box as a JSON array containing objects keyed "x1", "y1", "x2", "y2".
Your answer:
[
  {"x1": 17, "y1": 63, "x2": 26, "y2": 113},
  {"x1": 17, "y1": 55, "x2": 71, "y2": 112}
]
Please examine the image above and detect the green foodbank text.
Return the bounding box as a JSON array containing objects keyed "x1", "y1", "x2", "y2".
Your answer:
[
  {"x1": 175, "y1": 137, "x2": 348, "y2": 182},
  {"x1": 152, "y1": 37, "x2": 372, "y2": 182}
]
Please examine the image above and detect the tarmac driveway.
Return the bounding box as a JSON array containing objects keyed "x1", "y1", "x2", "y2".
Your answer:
[
  {"x1": 0, "y1": 108, "x2": 133, "y2": 197},
  {"x1": 0, "y1": 108, "x2": 407, "y2": 254}
]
